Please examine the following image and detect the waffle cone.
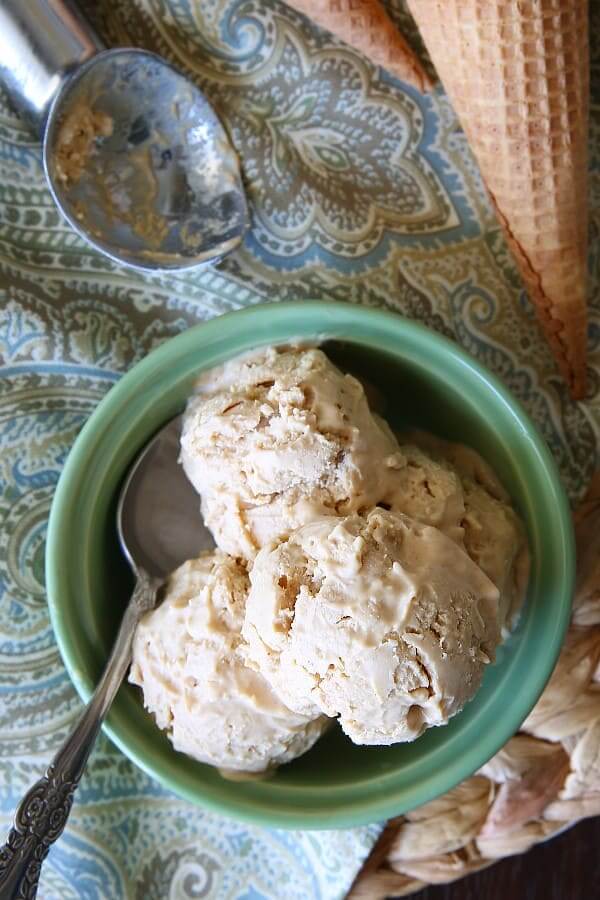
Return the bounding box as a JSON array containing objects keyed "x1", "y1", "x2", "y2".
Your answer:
[
  {"x1": 287, "y1": 0, "x2": 433, "y2": 92},
  {"x1": 408, "y1": 0, "x2": 589, "y2": 398}
]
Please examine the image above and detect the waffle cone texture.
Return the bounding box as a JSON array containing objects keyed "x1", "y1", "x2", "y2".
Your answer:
[
  {"x1": 407, "y1": 0, "x2": 590, "y2": 398},
  {"x1": 287, "y1": 0, "x2": 433, "y2": 92}
]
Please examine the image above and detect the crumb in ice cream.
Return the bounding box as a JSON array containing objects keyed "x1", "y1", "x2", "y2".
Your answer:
[{"x1": 54, "y1": 102, "x2": 113, "y2": 186}]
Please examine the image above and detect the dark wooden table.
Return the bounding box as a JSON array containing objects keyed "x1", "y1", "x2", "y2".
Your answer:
[{"x1": 409, "y1": 816, "x2": 600, "y2": 899}]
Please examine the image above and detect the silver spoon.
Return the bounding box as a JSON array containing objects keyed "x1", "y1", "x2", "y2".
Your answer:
[
  {"x1": 0, "y1": 0, "x2": 248, "y2": 271},
  {"x1": 0, "y1": 415, "x2": 214, "y2": 899}
]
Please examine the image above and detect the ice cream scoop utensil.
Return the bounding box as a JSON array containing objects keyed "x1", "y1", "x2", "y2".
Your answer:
[{"x1": 0, "y1": 0, "x2": 248, "y2": 271}]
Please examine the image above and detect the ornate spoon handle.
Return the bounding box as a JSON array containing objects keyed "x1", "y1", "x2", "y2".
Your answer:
[{"x1": 0, "y1": 572, "x2": 159, "y2": 899}]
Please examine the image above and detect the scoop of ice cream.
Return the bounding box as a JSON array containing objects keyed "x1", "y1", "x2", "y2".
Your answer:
[
  {"x1": 180, "y1": 346, "x2": 402, "y2": 558},
  {"x1": 404, "y1": 429, "x2": 510, "y2": 502},
  {"x1": 378, "y1": 443, "x2": 466, "y2": 544},
  {"x1": 459, "y1": 478, "x2": 530, "y2": 631},
  {"x1": 403, "y1": 430, "x2": 530, "y2": 629},
  {"x1": 129, "y1": 553, "x2": 327, "y2": 775},
  {"x1": 243, "y1": 510, "x2": 501, "y2": 744}
]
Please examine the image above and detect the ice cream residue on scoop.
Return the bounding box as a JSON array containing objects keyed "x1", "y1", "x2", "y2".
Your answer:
[{"x1": 54, "y1": 102, "x2": 113, "y2": 186}]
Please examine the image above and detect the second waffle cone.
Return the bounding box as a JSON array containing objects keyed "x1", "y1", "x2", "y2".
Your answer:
[{"x1": 408, "y1": 0, "x2": 589, "y2": 398}]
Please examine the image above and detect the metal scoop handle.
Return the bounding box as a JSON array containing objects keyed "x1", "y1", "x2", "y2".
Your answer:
[{"x1": 0, "y1": 0, "x2": 104, "y2": 135}]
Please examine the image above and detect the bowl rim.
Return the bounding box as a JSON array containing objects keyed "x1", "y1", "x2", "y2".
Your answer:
[{"x1": 46, "y1": 300, "x2": 575, "y2": 829}]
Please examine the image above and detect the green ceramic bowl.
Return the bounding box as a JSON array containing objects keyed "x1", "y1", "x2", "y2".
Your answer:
[{"x1": 46, "y1": 301, "x2": 574, "y2": 829}]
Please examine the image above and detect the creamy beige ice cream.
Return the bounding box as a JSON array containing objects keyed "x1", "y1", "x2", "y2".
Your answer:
[
  {"x1": 378, "y1": 442, "x2": 466, "y2": 545},
  {"x1": 401, "y1": 431, "x2": 530, "y2": 630},
  {"x1": 180, "y1": 346, "x2": 403, "y2": 558},
  {"x1": 129, "y1": 553, "x2": 327, "y2": 775},
  {"x1": 459, "y1": 478, "x2": 530, "y2": 631},
  {"x1": 180, "y1": 345, "x2": 528, "y2": 628},
  {"x1": 243, "y1": 509, "x2": 501, "y2": 744},
  {"x1": 135, "y1": 346, "x2": 530, "y2": 767},
  {"x1": 55, "y1": 103, "x2": 113, "y2": 185}
]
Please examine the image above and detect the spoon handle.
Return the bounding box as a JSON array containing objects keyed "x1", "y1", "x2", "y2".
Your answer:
[
  {"x1": 0, "y1": 571, "x2": 159, "y2": 899},
  {"x1": 0, "y1": 0, "x2": 104, "y2": 136}
]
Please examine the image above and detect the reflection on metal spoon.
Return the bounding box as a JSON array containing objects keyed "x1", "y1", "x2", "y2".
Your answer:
[{"x1": 44, "y1": 49, "x2": 249, "y2": 271}]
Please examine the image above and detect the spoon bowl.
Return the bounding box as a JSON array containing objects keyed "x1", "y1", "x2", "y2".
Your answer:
[
  {"x1": 117, "y1": 413, "x2": 213, "y2": 579},
  {"x1": 43, "y1": 48, "x2": 249, "y2": 270}
]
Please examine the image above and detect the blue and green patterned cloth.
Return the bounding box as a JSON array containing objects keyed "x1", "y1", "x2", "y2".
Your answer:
[{"x1": 1, "y1": 1, "x2": 599, "y2": 897}]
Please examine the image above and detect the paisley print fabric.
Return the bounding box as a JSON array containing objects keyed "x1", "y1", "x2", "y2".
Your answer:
[{"x1": 0, "y1": 0, "x2": 598, "y2": 897}]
